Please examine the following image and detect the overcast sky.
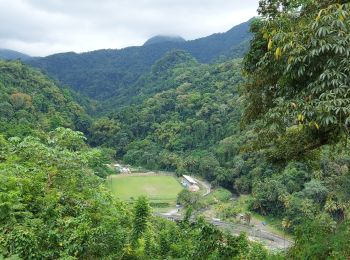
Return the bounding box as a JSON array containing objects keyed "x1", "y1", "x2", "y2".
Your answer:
[{"x1": 0, "y1": 0, "x2": 260, "y2": 57}]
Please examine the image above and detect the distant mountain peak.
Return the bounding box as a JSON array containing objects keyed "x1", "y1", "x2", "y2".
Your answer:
[
  {"x1": 143, "y1": 35, "x2": 186, "y2": 46},
  {"x1": 0, "y1": 48, "x2": 31, "y2": 61}
]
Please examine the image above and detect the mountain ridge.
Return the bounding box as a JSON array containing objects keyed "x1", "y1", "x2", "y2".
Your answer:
[
  {"x1": 0, "y1": 49, "x2": 31, "y2": 61},
  {"x1": 27, "y1": 18, "x2": 253, "y2": 100}
]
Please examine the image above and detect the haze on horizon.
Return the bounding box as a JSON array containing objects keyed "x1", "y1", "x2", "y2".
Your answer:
[{"x1": 0, "y1": 0, "x2": 259, "y2": 57}]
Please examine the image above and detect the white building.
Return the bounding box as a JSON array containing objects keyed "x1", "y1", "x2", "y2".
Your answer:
[
  {"x1": 114, "y1": 163, "x2": 131, "y2": 174},
  {"x1": 182, "y1": 175, "x2": 198, "y2": 187},
  {"x1": 181, "y1": 175, "x2": 199, "y2": 192}
]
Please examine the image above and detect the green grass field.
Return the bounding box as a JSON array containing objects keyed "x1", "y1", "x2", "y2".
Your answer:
[{"x1": 109, "y1": 174, "x2": 183, "y2": 203}]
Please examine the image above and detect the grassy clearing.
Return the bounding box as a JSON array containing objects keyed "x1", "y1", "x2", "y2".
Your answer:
[
  {"x1": 202, "y1": 188, "x2": 232, "y2": 204},
  {"x1": 108, "y1": 174, "x2": 183, "y2": 204}
]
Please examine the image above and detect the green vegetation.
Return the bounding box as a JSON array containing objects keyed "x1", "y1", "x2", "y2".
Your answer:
[
  {"x1": 0, "y1": 132, "x2": 270, "y2": 259},
  {"x1": 88, "y1": 0, "x2": 350, "y2": 257},
  {"x1": 0, "y1": 62, "x2": 266, "y2": 258},
  {"x1": 132, "y1": 196, "x2": 151, "y2": 246},
  {"x1": 0, "y1": 128, "x2": 129, "y2": 259},
  {"x1": 109, "y1": 174, "x2": 183, "y2": 203},
  {"x1": 206, "y1": 188, "x2": 233, "y2": 203},
  {"x1": 0, "y1": 125, "x2": 272, "y2": 259},
  {"x1": 0, "y1": 60, "x2": 92, "y2": 137},
  {"x1": 28, "y1": 20, "x2": 251, "y2": 100},
  {"x1": 177, "y1": 189, "x2": 202, "y2": 209},
  {"x1": 2, "y1": 0, "x2": 350, "y2": 258},
  {"x1": 95, "y1": 54, "x2": 243, "y2": 174},
  {"x1": 243, "y1": 0, "x2": 350, "y2": 257}
]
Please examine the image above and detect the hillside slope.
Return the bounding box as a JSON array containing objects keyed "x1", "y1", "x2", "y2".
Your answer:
[
  {"x1": 88, "y1": 55, "x2": 244, "y2": 167},
  {"x1": 0, "y1": 60, "x2": 270, "y2": 260},
  {"x1": 0, "y1": 60, "x2": 91, "y2": 137},
  {"x1": 97, "y1": 49, "x2": 199, "y2": 113}
]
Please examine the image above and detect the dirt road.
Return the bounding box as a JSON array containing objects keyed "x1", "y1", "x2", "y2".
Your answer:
[
  {"x1": 155, "y1": 213, "x2": 293, "y2": 250},
  {"x1": 193, "y1": 177, "x2": 211, "y2": 196}
]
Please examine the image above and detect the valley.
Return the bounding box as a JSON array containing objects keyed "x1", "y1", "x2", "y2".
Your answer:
[
  {"x1": 107, "y1": 167, "x2": 292, "y2": 250},
  {"x1": 1, "y1": 0, "x2": 350, "y2": 259}
]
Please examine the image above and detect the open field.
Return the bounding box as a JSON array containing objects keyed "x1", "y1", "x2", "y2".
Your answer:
[{"x1": 108, "y1": 173, "x2": 183, "y2": 203}]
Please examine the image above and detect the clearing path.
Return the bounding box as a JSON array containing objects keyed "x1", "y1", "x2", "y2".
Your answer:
[
  {"x1": 156, "y1": 212, "x2": 293, "y2": 250},
  {"x1": 211, "y1": 219, "x2": 293, "y2": 250},
  {"x1": 192, "y1": 177, "x2": 211, "y2": 196}
]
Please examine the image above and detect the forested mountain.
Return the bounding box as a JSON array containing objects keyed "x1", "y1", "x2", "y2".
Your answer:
[
  {"x1": 2, "y1": 0, "x2": 350, "y2": 258},
  {"x1": 27, "y1": 19, "x2": 252, "y2": 100},
  {"x1": 98, "y1": 49, "x2": 200, "y2": 112},
  {"x1": 0, "y1": 60, "x2": 91, "y2": 137},
  {"x1": 0, "y1": 60, "x2": 270, "y2": 259},
  {"x1": 0, "y1": 49, "x2": 31, "y2": 61},
  {"x1": 91, "y1": 56, "x2": 243, "y2": 166},
  {"x1": 87, "y1": 1, "x2": 350, "y2": 257}
]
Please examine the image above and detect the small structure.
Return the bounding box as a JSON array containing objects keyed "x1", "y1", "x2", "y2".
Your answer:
[
  {"x1": 114, "y1": 163, "x2": 131, "y2": 174},
  {"x1": 181, "y1": 175, "x2": 197, "y2": 187},
  {"x1": 181, "y1": 175, "x2": 199, "y2": 192}
]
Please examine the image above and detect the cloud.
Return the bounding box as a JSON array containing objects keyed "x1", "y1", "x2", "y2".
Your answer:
[{"x1": 0, "y1": 0, "x2": 259, "y2": 56}]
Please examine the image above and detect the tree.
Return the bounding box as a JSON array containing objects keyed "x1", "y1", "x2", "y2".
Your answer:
[
  {"x1": 88, "y1": 117, "x2": 120, "y2": 147},
  {"x1": 132, "y1": 196, "x2": 151, "y2": 246},
  {"x1": 9, "y1": 92, "x2": 32, "y2": 110},
  {"x1": 177, "y1": 189, "x2": 201, "y2": 208},
  {"x1": 302, "y1": 180, "x2": 329, "y2": 204},
  {"x1": 290, "y1": 214, "x2": 350, "y2": 259},
  {"x1": 48, "y1": 127, "x2": 87, "y2": 151},
  {"x1": 243, "y1": 2, "x2": 350, "y2": 158},
  {"x1": 0, "y1": 130, "x2": 130, "y2": 259}
]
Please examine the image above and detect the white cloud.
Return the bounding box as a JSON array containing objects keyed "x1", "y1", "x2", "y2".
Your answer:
[{"x1": 0, "y1": 0, "x2": 259, "y2": 56}]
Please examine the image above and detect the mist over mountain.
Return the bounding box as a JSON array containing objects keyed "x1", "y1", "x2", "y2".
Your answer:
[{"x1": 144, "y1": 35, "x2": 186, "y2": 46}]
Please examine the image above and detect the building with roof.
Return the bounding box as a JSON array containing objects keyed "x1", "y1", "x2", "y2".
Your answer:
[
  {"x1": 182, "y1": 175, "x2": 197, "y2": 186},
  {"x1": 181, "y1": 175, "x2": 199, "y2": 192}
]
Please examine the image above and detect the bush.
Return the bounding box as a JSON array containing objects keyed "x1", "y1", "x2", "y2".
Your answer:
[
  {"x1": 149, "y1": 202, "x2": 170, "y2": 208},
  {"x1": 177, "y1": 189, "x2": 201, "y2": 208},
  {"x1": 212, "y1": 188, "x2": 232, "y2": 202},
  {"x1": 219, "y1": 205, "x2": 240, "y2": 220}
]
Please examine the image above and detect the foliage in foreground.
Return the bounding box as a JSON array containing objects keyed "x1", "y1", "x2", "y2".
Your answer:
[
  {"x1": 0, "y1": 128, "x2": 129, "y2": 259},
  {"x1": 243, "y1": 0, "x2": 350, "y2": 257},
  {"x1": 0, "y1": 128, "x2": 271, "y2": 259}
]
